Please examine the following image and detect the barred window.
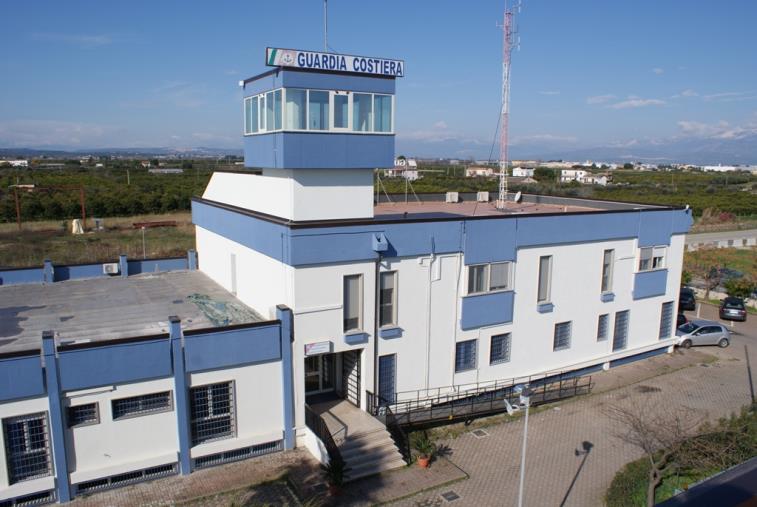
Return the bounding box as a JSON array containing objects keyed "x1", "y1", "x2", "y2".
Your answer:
[
  {"x1": 659, "y1": 301, "x2": 674, "y2": 339},
  {"x1": 490, "y1": 333, "x2": 511, "y2": 365},
  {"x1": 597, "y1": 314, "x2": 609, "y2": 341},
  {"x1": 3, "y1": 413, "x2": 52, "y2": 484},
  {"x1": 455, "y1": 340, "x2": 477, "y2": 373},
  {"x1": 112, "y1": 392, "x2": 172, "y2": 420},
  {"x1": 190, "y1": 382, "x2": 235, "y2": 446},
  {"x1": 613, "y1": 310, "x2": 630, "y2": 351},
  {"x1": 67, "y1": 403, "x2": 99, "y2": 428},
  {"x1": 553, "y1": 321, "x2": 572, "y2": 351}
]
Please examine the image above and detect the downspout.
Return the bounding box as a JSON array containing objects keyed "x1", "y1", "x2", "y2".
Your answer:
[{"x1": 373, "y1": 254, "x2": 381, "y2": 406}]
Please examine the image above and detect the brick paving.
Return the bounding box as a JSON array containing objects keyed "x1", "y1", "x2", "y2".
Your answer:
[{"x1": 391, "y1": 346, "x2": 755, "y2": 507}]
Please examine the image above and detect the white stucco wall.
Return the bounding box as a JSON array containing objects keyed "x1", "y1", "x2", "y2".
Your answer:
[
  {"x1": 195, "y1": 226, "x2": 293, "y2": 319},
  {"x1": 188, "y1": 362, "x2": 284, "y2": 459},
  {"x1": 64, "y1": 377, "x2": 179, "y2": 485}
]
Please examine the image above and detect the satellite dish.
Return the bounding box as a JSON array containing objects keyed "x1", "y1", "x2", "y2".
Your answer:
[{"x1": 514, "y1": 191, "x2": 522, "y2": 203}]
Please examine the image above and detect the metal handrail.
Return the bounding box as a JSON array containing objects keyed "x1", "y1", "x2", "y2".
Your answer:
[
  {"x1": 304, "y1": 404, "x2": 344, "y2": 466},
  {"x1": 365, "y1": 391, "x2": 411, "y2": 463}
]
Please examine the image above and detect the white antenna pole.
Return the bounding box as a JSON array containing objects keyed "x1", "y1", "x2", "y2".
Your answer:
[
  {"x1": 497, "y1": 0, "x2": 520, "y2": 210},
  {"x1": 324, "y1": 0, "x2": 328, "y2": 52}
]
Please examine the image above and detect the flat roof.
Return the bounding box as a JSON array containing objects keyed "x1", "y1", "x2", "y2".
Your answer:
[
  {"x1": 0, "y1": 270, "x2": 264, "y2": 355},
  {"x1": 373, "y1": 200, "x2": 598, "y2": 220}
]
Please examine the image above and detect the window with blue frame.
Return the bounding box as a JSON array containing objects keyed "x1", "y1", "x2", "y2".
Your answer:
[
  {"x1": 374, "y1": 94, "x2": 392, "y2": 132},
  {"x1": 308, "y1": 90, "x2": 329, "y2": 130},
  {"x1": 353, "y1": 93, "x2": 373, "y2": 132},
  {"x1": 334, "y1": 93, "x2": 349, "y2": 129},
  {"x1": 285, "y1": 89, "x2": 306, "y2": 129},
  {"x1": 455, "y1": 339, "x2": 477, "y2": 372}
]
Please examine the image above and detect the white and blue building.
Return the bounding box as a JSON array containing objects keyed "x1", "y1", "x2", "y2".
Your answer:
[{"x1": 0, "y1": 47, "x2": 691, "y2": 504}]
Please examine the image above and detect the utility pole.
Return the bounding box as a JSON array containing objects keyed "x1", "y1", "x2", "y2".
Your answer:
[{"x1": 323, "y1": 0, "x2": 328, "y2": 52}]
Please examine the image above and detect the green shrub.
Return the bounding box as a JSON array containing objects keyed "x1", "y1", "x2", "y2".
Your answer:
[{"x1": 605, "y1": 458, "x2": 649, "y2": 507}]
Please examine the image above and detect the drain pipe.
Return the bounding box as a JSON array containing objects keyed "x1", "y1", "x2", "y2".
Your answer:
[{"x1": 373, "y1": 254, "x2": 381, "y2": 408}]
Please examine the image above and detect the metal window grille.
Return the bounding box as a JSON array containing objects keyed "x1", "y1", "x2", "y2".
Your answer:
[
  {"x1": 74, "y1": 463, "x2": 177, "y2": 495},
  {"x1": 66, "y1": 403, "x2": 99, "y2": 428},
  {"x1": 111, "y1": 392, "x2": 172, "y2": 420},
  {"x1": 193, "y1": 440, "x2": 283, "y2": 469},
  {"x1": 0, "y1": 489, "x2": 55, "y2": 507},
  {"x1": 613, "y1": 310, "x2": 630, "y2": 351},
  {"x1": 659, "y1": 301, "x2": 674, "y2": 339},
  {"x1": 489, "y1": 333, "x2": 511, "y2": 364},
  {"x1": 553, "y1": 322, "x2": 572, "y2": 350},
  {"x1": 2, "y1": 413, "x2": 52, "y2": 485},
  {"x1": 190, "y1": 382, "x2": 235, "y2": 445},
  {"x1": 455, "y1": 340, "x2": 477, "y2": 372},
  {"x1": 597, "y1": 314, "x2": 609, "y2": 341}
]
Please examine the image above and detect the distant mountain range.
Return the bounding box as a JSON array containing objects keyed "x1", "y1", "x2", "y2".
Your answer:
[
  {"x1": 0, "y1": 147, "x2": 243, "y2": 159},
  {"x1": 3, "y1": 132, "x2": 756, "y2": 165},
  {"x1": 397, "y1": 132, "x2": 757, "y2": 165}
]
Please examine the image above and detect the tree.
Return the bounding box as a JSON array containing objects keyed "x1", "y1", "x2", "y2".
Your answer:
[
  {"x1": 684, "y1": 246, "x2": 723, "y2": 300},
  {"x1": 605, "y1": 400, "x2": 700, "y2": 507},
  {"x1": 680, "y1": 270, "x2": 692, "y2": 287},
  {"x1": 724, "y1": 277, "x2": 756, "y2": 299},
  {"x1": 534, "y1": 167, "x2": 558, "y2": 183}
]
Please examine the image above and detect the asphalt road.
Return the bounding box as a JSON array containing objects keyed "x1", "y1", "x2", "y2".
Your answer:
[{"x1": 682, "y1": 302, "x2": 755, "y2": 353}]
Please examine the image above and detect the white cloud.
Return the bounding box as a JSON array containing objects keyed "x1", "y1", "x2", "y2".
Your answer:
[
  {"x1": 433, "y1": 120, "x2": 448, "y2": 129},
  {"x1": 511, "y1": 134, "x2": 578, "y2": 145},
  {"x1": 31, "y1": 32, "x2": 112, "y2": 47},
  {"x1": 677, "y1": 119, "x2": 757, "y2": 139},
  {"x1": 681, "y1": 89, "x2": 698, "y2": 97},
  {"x1": 586, "y1": 94, "x2": 616, "y2": 105},
  {"x1": 607, "y1": 97, "x2": 666, "y2": 109},
  {"x1": 538, "y1": 90, "x2": 560, "y2": 96},
  {"x1": 702, "y1": 91, "x2": 757, "y2": 102},
  {"x1": 652, "y1": 67, "x2": 664, "y2": 75}
]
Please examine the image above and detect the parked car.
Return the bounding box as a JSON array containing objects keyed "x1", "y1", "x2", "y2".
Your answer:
[
  {"x1": 676, "y1": 319, "x2": 730, "y2": 348},
  {"x1": 677, "y1": 313, "x2": 688, "y2": 327},
  {"x1": 719, "y1": 297, "x2": 747, "y2": 322},
  {"x1": 679, "y1": 287, "x2": 696, "y2": 312}
]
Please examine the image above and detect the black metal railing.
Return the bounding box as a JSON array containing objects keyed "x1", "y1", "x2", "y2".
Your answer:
[
  {"x1": 304, "y1": 404, "x2": 344, "y2": 466},
  {"x1": 367, "y1": 372, "x2": 593, "y2": 428},
  {"x1": 366, "y1": 391, "x2": 411, "y2": 463}
]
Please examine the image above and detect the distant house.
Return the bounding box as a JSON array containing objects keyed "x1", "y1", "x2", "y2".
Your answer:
[
  {"x1": 465, "y1": 166, "x2": 496, "y2": 177},
  {"x1": 95, "y1": 163, "x2": 104, "y2": 168},
  {"x1": 560, "y1": 169, "x2": 587, "y2": 182},
  {"x1": 385, "y1": 158, "x2": 420, "y2": 180},
  {"x1": 140, "y1": 160, "x2": 151, "y2": 168},
  {"x1": 0, "y1": 159, "x2": 29, "y2": 167},
  {"x1": 149, "y1": 168, "x2": 184, "y2": 174},
  {"x1": 702, "y1": 164, "x2": 738, "y2": 172},
  {"x1": 583, "y1": 174, "x2": 610, "y2": 186},
  {"x1": 512, "y1": 167, "x2": 534, "y2": 178}
]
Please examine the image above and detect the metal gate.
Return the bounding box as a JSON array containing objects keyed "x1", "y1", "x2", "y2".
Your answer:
[{"x1": 341, "y1": 350, "x2": 361, "y2": 407}]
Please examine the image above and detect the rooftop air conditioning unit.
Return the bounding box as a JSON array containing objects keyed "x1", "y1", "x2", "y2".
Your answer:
[
  {"x1": 102, "y1": 263, "x2": 120, "y2": 275},
  {"x1": 445, "y1": 191, "x2": 459, "y2": 203},
  {"x1": 476, "y1": 191, "x2": 489, "y2": 202}
]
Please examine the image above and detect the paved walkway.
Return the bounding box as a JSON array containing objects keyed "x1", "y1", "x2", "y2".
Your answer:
[{"x1": 391, "y1": 346, "x2": 754, "y2": 507}]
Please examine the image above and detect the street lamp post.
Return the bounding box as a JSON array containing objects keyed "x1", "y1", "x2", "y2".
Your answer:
[
  {"x1": 141, "y1": 226, "x2": 146, "y2": 259},
  {"x1": 516, "y1": 385, "x2": 531, "y2": 507}
]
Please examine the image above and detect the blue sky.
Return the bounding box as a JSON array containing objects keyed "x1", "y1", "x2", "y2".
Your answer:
[{"x1": 1, "y1": 0, "x2": 756, "y2": 158}]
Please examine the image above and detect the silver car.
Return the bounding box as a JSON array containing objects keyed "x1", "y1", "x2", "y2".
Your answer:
[{"x1": 675, "y1": 319, "x2": 730, "y2": 348}]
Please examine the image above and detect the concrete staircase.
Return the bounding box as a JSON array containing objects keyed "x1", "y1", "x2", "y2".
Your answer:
[{"x1": 340, "y1": 427, "x2": 406, "y2": 482}]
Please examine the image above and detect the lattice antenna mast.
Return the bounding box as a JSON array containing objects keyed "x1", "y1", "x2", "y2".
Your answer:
[{"x1": 497, "y1": 0, "x2": 520, "y2": 209}]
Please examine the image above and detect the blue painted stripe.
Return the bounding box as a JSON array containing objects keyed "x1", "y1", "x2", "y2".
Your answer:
[
  {"x1": 610, "y1": 346, "x2": 668, "y2": 367},
  {"x1": 169, "y1": 318, "x2": 191, "y2": 475},
  {"x1": 276, "y1": 306, "x2": 295, "y2": 451},
  {"x1": 54, "y1": 263, "x2": 105, "y2": 282},
  {"x1": 633, "y1": 269, "x2": 668, "y2": 299},
  {"x1": 0, "y1": 354, "x2": 45, "y2": 401},
  {"x1": 42, "y1": 333, "x2": 71, "y2": 502},
  {"x1": 57, "y1": 338, "x2": 173, "y2": 391},
  {"x1": 0, "y1": 267, "x2": 43, "y2": 285},
  {"x1": 193, "y1": 199, "x2": 693, "y2": 269},
  {"x1": 183, "y1": 324, "x2": 282, "y2": 373},
  {"x1": 127, "y1": 257, "x2": 187, "y2": 275},
  {"x1": 460, "y1": 291, "x2": 515, "y2": 330},
  {"x1": 244, "y1": 68, "x2": 395, "y2": 97}
]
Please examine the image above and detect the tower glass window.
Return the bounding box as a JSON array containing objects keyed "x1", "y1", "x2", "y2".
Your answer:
[
  {"x1": 353, "y1": 93, "x2": 373, "y2": 131},
  {"x1": 285, "y1": 89, "x2": 306, "y2": 129},
  {"x1": 308, "y1": 90, "x2": 329, "y2": 130},
  {"x1": 333, "y1": 93, "x2": 349, "y2": 129},
  {"x1": 374, "y1": 94, "x2": 392, "y2": 132}
]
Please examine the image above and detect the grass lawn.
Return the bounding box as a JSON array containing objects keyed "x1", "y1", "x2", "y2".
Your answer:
[{"x1": 0, "y1": 212, "x2": 195, "y2": 267}]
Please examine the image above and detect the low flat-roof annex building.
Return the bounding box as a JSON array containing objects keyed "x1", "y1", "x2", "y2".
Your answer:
[{"x1": 1, "y1": 46, "x2": 692, "y2": 504}]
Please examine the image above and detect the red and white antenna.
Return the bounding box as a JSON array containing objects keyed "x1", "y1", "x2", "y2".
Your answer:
[{"x1": 497, "y1": 0, "x2": 521, "y2": 209}]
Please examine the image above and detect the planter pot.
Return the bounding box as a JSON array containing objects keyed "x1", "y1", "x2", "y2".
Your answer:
[{"x1": 418, "y1": 456, "x2": 431, "y2": 468}]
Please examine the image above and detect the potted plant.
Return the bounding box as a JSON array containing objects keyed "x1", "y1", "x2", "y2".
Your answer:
[
  {"x1": 412, "y1": 431, "x2": 436, "y2": 468},
  {"x1": 321, "y1": 459, "x2": 347, "y2": 496}
]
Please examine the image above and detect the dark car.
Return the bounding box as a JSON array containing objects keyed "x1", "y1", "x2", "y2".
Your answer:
[
  {"x1": 677, "y1": 313, "x2": 688, "y2": 327},
  {"x1": 719, "y1": 297, "x2": 747, "y2": 322},
  {"x1": 679, "y1": 288, "x2": 696, "y2": 312}
]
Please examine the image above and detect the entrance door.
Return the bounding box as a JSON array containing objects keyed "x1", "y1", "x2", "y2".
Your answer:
[
  {"x1": 305, "y1": 354, "x2": 335, "y2": 395},
  {"x1": 341, "y1": 350, "x2": 361, "y2": 407},
  {"x1": 378, "y1": 354, "x2": 396, "y2": 405}
]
